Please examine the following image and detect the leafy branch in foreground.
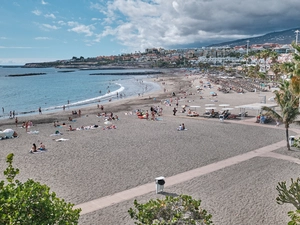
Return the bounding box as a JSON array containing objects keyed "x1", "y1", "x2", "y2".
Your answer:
[
  {"x1": 128, "y1": 194, "x2": 213, "y2": 225},
  {"x1": 0, "y1": 153, "x2": 81, "y2": 225},
  {"x1": 277, "y1": 178, "x2": 300, "y2": 225}
]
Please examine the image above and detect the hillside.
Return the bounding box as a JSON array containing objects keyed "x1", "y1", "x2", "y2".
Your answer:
[{"x1": 208, "y1": 27, "x2": 300, "y2": 47}]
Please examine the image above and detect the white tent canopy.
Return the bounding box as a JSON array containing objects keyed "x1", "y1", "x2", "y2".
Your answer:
[{"x1": 235, "y1": 103, "x2": 277, "y2": 110}]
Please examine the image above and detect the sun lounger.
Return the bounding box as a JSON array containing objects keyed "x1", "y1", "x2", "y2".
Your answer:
[{"x1": 187, "y1": 114, "x2": 199, "y2": 117}]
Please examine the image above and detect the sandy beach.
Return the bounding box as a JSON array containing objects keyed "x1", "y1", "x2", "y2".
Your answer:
[{"x1": 0, "y1": 70, "x2": 299, "y2": 224}]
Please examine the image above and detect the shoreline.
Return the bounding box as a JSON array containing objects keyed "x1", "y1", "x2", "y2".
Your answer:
[
  {"x1": 0, "y1": 72, "x2": 177, "y2": 126},
  {"x1": 0, "y1": 72, "x2": 163, "y2": 121}
]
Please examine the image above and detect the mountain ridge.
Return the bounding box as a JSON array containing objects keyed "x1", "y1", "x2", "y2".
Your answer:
[{"x1": 207, "y1": 28, "x2": 300, "y2": 47}]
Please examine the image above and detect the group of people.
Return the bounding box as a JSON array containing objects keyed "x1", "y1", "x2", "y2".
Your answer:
[
  {"x1": 30, "y1": 142, "x2": 46, "y2": 153},
  {"x1": 177, "y1": 123, "x2": 186, "y2": 131},
  {"x1": 71, "y1": 110, "x2": 81, "y2": 117},
  {"x1": 136, "y1": 107, "x2": 161, "y2": 121},
  {"x1": 21, "y1": 121, "x2": 33, "y2": 132}
]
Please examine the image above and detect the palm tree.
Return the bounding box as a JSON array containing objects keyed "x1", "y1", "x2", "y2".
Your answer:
[
  {"x1": 271, "y1": 63, "x2": 282, "y2": 81},
  {"x1": 269, "y1": 51, "x2": 278, "y2": 64},
  {"x1": 262, "y1": 80, "x2": 300, "y2": 150},
  {"x1": 289, "y1": 42, "x2": 300, "y2": 95},
  {"x1": 260, "y1": 49, "x2": 272, "y2": 72},
  {"x1": 258, "y1": 72, "x2": 266, "y2": 80}
]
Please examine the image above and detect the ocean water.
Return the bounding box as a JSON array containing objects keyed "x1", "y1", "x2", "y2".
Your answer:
[{"x1": 0, "y1": 67, "x2": 161, "y2": 118}]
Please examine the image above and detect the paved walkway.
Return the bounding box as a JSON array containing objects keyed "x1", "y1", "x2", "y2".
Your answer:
[{"x1": 75, "y1": 118, "x2": 300, "y2": 215}]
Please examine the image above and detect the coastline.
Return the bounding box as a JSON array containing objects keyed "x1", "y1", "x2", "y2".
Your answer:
[
  {"x1": 0, "y1": 72, "x2": 174, "y2": 126},
  {"x1": 0, "y1": 70, "x2": 163, "y2": 120},
  {"x1": 0, "y1": 70, "x2": 296, "y2": 225}
]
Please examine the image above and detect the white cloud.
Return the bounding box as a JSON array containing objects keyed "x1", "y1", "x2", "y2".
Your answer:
[
  {"x1": 57, "y1": 21, "x2": 66, "y2": 25},
  {"x1": 0, "y1": 58, "x2": 57, "y2": 65},
  {"x1": 0, "y1": 37, "x2": 7, "y2": 40},
  {"x1": 45, "y1": 13, "x2": 56, "y2": 19},
  {"x1": 42, "y1": 24, "x2": 59, "y2": 30},
  {"x1": 91, "y1": 18, "x2": 101, "y2": 21},
  {"x1": 0, "y1": 46, "x2": 32, "y2": 49},
  {"x1": 41, "y1": 0, "x2": 48, "y2": 5},
  {"x1": 35, "y1": 37, "x2": 51, "y2": 40},
  {"x1": 95, "y1": 0, "x2": 300, "y2": 51},
  {"x1": 67, "y1": 21, "x2": 95, "y2": 36},
  {"x1": 32, "y1": 10, "x2": 42, "y2": 16}
]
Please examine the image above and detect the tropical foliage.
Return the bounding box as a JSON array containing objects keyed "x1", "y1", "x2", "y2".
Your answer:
[
  {"x1": 262, "y1": 80, "x2": 300, "y2": 150},
  {"x1": 0, "y1": 153, "x2": 81, "y2": 225},
  {"x1": 128, "y1": 194, "x2": 213, "y2": 225},
  {"x1": 277, "y1": 178, "x2": 300, "y2": 225}
]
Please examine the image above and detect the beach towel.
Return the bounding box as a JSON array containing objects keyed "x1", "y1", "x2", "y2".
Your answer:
[
  {"x1": 29, "y1": 149, "x2": 47, "y2": 154},
  {"x1": 50, "y1": 133, "x2": 63, "y2": 136},
  {"x1": 55, "y1": 138, "x2": 69, "y2": 142},
  {"x1": 27, "y1": 130, "x2": 39, "y2": 134}
]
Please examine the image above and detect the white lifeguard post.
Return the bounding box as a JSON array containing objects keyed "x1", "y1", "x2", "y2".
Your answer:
[{"x1": 155, "y1": 176, "x2": 165, "y2": 194}]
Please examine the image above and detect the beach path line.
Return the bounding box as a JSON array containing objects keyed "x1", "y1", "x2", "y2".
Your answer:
[{"x1": 75, "y1": 140, "x2": 286, "y2": 215}]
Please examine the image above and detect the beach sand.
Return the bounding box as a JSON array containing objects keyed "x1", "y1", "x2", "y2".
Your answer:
[{"x1": 0, "y1": 71, "x2": 298, "y2": 224}]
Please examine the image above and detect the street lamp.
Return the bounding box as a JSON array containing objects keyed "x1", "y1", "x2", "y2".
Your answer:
[
  {"x1": 246, "y1": 40, "x2": 250, "y2": 55},
  {"x1": 296, "y1": 30, "x2": 300, "y2": 45},
  {"x1": 295, "y1": 30, "x2": 299, "y2": 53},
  {"x1": 246, "y1": 40, "x2": 250, "y2": 66}
]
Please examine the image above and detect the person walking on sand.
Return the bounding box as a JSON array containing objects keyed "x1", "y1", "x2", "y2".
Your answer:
[
  {"x1": 173, "y1": 107, "x2": 177, "y2": 116},
  {"x1": 15, "y1": 117, "x2": 18, "y2": 127},
  {"x1": 25, "y1": 121, "x2": 29, "y2": 132},
  {"x1": 38, "y1": 107, "x2": 42, "y2": 114}
]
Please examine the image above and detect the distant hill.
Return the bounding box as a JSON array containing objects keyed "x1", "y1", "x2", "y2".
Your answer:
[{"x1": 208, "y1": 28, "x2": 300, "y2": 47}]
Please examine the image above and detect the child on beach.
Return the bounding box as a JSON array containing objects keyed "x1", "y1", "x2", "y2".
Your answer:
[
  {"x1": 69, "y1": 125, "x2": 75, "y2": 131},
  {"x1": 39, "y1": 142, "x2": 46, "y2": 150}
]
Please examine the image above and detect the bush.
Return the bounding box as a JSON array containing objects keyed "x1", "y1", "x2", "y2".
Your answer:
[
  {"x1": 0, "y1": 153, "x2": 81, "y2": 224},
  {"x1": 277, "y1": 178, "x2": 300, "y2": 225},
  {"x1": 128, "y1": 194, "x2": 213, "y2": 225}
]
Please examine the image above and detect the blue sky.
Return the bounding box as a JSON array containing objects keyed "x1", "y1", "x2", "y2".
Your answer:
[{"x1": 1, "y1": 0, "x2": 300, "y2": 65}]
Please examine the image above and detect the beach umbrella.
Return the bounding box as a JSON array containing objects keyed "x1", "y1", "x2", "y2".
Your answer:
[
  {"x1": 222, "y1": 108, "x2": 234, "y2": 111},
  {"x1": 219, "y1": 104, "x2": 230, "y2": 107},
  {"x1": 205, "y1": 107, "x2": 217, "y2": 110}
]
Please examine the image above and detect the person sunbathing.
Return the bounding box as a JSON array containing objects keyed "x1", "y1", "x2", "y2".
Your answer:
[
  {"x1": 30, "y1": 143, "x2": 37, "y2": 153},
  {"x1": 39, "y1": 142, "x2": 46, "y2": 150},
  {"x1": 182, "y1": 123, "x2": 185, "y2": 130},
  {"x1": 69, "y1": 125, "x2": 76, "y2": 131},
  {"x1": 177, "y1": 124, "x2": 182, "y2": 130}
]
